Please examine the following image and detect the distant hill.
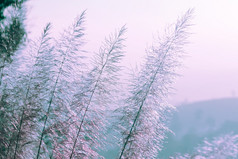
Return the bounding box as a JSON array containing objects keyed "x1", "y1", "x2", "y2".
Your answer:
[
  {"x1": 99, "y1": 98, "x2": 238, "y2": 158},
  {"x1": 160, "y1": 98, "x2": 238, "y2": 158}
]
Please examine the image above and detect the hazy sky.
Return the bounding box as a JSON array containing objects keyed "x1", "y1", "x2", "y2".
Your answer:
[{"x1": 25, "y1": 0, "x2": 238, "y2": 105}]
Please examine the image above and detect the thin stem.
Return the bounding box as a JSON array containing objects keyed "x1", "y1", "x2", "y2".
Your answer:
[
  {"x1": 118, "y1": 67, "x2": 158, "y2": 159},
  {"x1": 13, "y1": 31, "x2": 47, "y2": 159},
  {"x1": 69, "y1": 41, "x2": 116, "y2": 159},
  {"x1": 37, "y1": 14, "x2": 85, "y2": 157},
  {"x1": 118, "y1": 37, "x2": 175, "y2": 158},
  {"x1": 36, "y1": 56, "x2": 66, "y2": 159},
  {"x1": 0, "y1": 59, "x2": 6, "y2": 87}
]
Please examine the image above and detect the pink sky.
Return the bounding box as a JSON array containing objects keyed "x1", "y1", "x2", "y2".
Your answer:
[{"x1": 25, "y1": 0, "x2": 238, "y2": 105}]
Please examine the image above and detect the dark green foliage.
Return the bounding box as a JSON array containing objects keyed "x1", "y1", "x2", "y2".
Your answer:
[
  {"x1": 0, "y1": 0, "x2": 26, "y2": 86},
  {"x1": 0, "y1": 0, "x2": 26, "y2": 20},
  {"x1": 0, "y1": 0, "x2": 15, "y2": 20},
  {"x1": 0, "y1": 16, "x2": 25, "y2": 63},
  {"x1": 0, "y1": 0, "x2": 26, "y2": 63}
]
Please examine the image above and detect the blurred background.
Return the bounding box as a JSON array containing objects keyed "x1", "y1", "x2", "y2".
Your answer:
[{"x1": 25, "y1": 0, "x2": 238, "y2": 105}]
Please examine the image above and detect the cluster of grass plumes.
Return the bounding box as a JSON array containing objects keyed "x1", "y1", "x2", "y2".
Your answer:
[
  {"x1": 0, "y1": 5, "x2": 195, "y2": 159},
  {"x1": 0, "y1": 9, "x2": 127, "y2": 158},
  {"x1": 116, "y1": 9, "x2": 193, "y2": 159}
]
